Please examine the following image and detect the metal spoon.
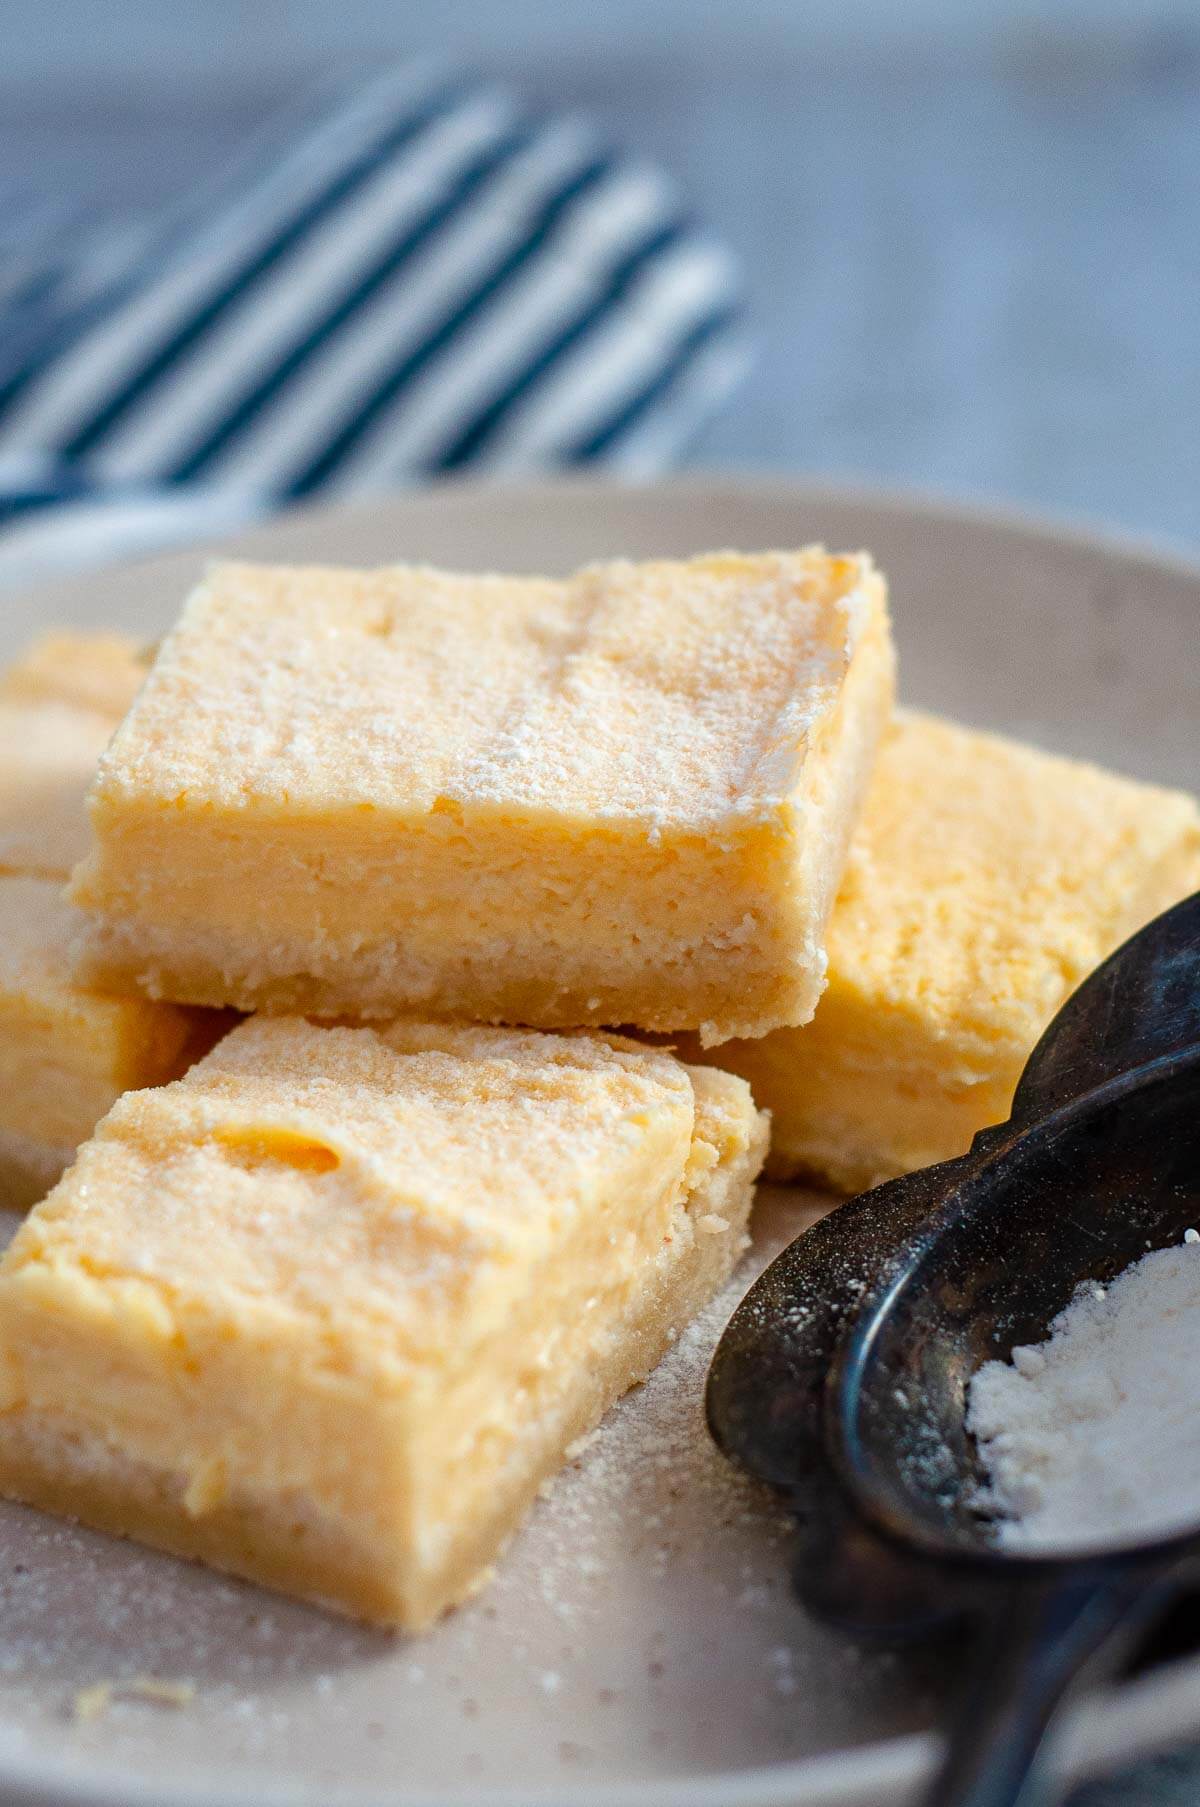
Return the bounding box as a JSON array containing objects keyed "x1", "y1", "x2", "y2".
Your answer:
[{"x1": 707, "y1": 891, "x2": 1200, "y2": 1807}]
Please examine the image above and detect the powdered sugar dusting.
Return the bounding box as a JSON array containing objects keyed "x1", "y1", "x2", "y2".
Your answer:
[
  {"x1": 9, "y1": 1017, "x2": 708, "y2": 1352},
  {"x1": 95, "y1": 552, "x2": 879, "y2": 831},
  {"x1": 450, "y1": 553, "x2": 875, "y2": 826}
]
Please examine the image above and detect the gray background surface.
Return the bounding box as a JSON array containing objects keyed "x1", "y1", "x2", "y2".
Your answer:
[
  {"x1": 1, "y1": 2, "x2": 1199, "y2": 1799},
  {"x1": 2, "y1": 0, "x2": 1200, "y2": 549}
]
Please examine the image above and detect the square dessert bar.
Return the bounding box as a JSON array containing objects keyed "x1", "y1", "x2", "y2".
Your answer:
[
  {"x1": 71, "y1": 551, "x2": 894, "y2": 1042},
  {"x1": 0, "y1": 877, "x2": 219, "y2": 1210},
  {"x1": 692, "y1": 710, "x2": 1200, "y2": 1192},
  {"x1": 0, "y1": 1017, "x2": 767, "y2": 1627},
  {"x1": 0, "y1": 632, "x2": 145, "y2": 881}
]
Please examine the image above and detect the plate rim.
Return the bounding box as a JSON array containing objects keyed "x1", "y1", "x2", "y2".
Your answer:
[
  {"x1": 2, "y1": 473, "x2": 1199, "y2": 1807},
  {"x1": 12, "y1": 467, "x2": 1200, "y2": 610}
]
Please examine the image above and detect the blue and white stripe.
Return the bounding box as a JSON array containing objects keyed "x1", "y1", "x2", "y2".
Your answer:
[{"x1": 0, "y1": 63, "x2": 749, "y2": 585}]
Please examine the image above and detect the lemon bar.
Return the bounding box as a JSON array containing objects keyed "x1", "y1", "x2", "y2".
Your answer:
[
  {"x1": 0, "y1": 633, "x2": 210, "y2": 1208},
  {"x1": 0, "y1": 632, "x2": 144, "y2": 881},
  {"x1": 0, "y1": 630, "x2": 147, "y2": 719},
  {"x1": 70, "y1": 552, "x2": 894, "y2": 1042},
  {"x1": 0, "y1": 876, "x2": 218, "y2": 1209},
  {"x1": 0, "y1": 1017, "x2": 766, "y2": 1628},
  {"x1": 689, "y1": 711, "x2": 1200, "y2": 1192}
]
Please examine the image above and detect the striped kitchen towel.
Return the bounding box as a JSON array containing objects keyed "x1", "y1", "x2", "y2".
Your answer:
[{"x1": 0, "y1": 62, "x2": 749, "y2": 588}]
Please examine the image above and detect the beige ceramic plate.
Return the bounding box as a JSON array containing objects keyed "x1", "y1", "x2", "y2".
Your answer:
[{"x1": 1, "y1": 477, "x2": 1198, "y2": 1807}]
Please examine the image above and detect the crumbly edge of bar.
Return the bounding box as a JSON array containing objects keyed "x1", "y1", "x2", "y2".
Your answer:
[{"x1": 694, "y1": 578, "x2": 896, "y2": 1046}]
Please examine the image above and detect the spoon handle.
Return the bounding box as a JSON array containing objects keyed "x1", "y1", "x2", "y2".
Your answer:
[{"x1": 924, "y1": 1568, "x2": 1165, "y2": 1807}]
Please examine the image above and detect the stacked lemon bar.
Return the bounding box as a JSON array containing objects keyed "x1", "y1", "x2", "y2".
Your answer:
[
  {"x1": 685, "y1": 709, "x2": 1200, "y2": 1190},
  {"x1": 0, "y1": 550, "x2": 893, "y2": 1627},
  {"x1": 0, "y1": 634, "x2": 223, "y2": 1208}
]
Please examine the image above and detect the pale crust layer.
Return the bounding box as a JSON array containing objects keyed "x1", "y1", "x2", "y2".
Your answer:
[
  {"x1": 0, "y1": 1020, "x2": 766, "y2": 1627},
  {"x1": 683, "y1": 710, "x2": 1200, "y2": 1191},
  {"x1": 71, "y1": 552, "x2": 894, "y2": 1039}
]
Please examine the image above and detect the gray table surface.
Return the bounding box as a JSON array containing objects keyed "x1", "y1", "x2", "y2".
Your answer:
[
  {"x1": 2, "y1": 1, "x2": 1200, "y2": 554},
  {"x1": 1, "y1": 4, "x2": 1199, "y2": 1798}
]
